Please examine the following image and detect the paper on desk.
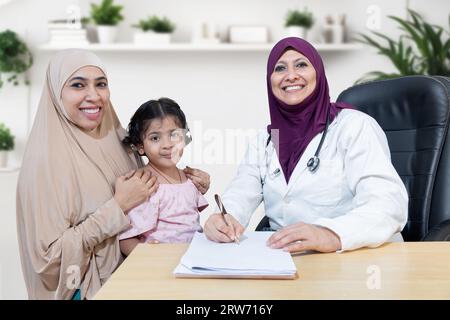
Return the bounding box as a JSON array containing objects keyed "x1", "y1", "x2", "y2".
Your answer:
[{"x1": 173, "y1": 231, "x2": 297, "y2": 278}]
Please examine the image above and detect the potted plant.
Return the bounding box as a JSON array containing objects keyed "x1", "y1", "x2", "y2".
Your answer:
[
  {"x1": 0, "y1": 29, "x2": 33, "y2": 89},
  {"x1": 133, "y1": 16, "x2": 175, "y2": 44},
  {"x1": 356, "y1": 9, "x2": 450, "y2": 83},
  {"x1": 90, "y1": 0, "x2": 124, "y2": 43},
  {"x1": 0, "y1": 122, "x2": 14, "y2": 168},
  {"x1": 285, "y1": 8, "x2": 314, "y2": 39}
]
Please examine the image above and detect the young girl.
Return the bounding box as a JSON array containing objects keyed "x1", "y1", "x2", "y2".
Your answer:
[{"x1": 119, "y1": 97, "x2": 208, "y2": 256}]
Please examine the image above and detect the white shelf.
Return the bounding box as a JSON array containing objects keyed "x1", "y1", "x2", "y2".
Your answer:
[
  {"x1": 0, "y1": 166, "x2": 20, "y2": 173},
  {"x1": 37, "y1": 42, "x2": 363, "y2": 52}
]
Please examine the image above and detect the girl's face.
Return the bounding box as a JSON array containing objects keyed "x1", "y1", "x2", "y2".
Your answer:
[
  {"x1": 138, "y1": 116, "x2": 185, "y2": 168},
  {"x1": 270, "y1": 49, "x2": 317, "y2": 105},
  {"x1": 61, "y1": 66, "x2": 110, "y2": 132}
]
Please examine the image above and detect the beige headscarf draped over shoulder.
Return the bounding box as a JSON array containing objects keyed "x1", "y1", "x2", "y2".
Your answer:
[{"x1": 16, "y1": 49, "x2": 141, "y2": 299}]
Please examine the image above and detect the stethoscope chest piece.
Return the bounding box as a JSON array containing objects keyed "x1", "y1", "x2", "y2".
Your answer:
[{"x1": 307, "y1": 156, "x2": 320, "y2": 172}]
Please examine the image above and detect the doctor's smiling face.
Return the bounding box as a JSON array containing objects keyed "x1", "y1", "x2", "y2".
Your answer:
[
  {"x1": 270, "y1": 49, "x2": 317, "y2": 105},
  {"x1": 61, "y1": 66, "x2": 109, "y2": 132}
]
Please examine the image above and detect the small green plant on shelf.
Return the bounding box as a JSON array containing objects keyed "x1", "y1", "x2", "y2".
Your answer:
[
  {"x1": 356, "y1": 9, "x2": 450, "y2": 83},
  {"x1": 285, "y1": 8, "x2": 314, "y2": 29},
  {"x1": 133, "y1": 16, "x2": 176, "y2": 33},
  {"x1": 0, "y1": 29, "x2": 33, "y2": 89},
  {"x1": 90, "y1": 0, "x2": 124, "y2": 26},
  {"x1": 0, "y1": 123, "x2": 14, "y2": 152}
]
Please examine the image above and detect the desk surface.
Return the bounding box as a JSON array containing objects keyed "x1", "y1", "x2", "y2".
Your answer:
[{"x1": 95, "y1": 242, "x2": 450, "y2": 300}]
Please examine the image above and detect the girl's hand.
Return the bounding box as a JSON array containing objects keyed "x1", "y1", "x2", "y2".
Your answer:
[
  {"x1": 266, "y1": 222, "x2": 342, "y2": 253},
  {"x1": 114, "y1": 169, "x2": 159, "y2": 213},
  {"x1": 204, "y1": 213, "x2": 245, "y2": 243},
  {"x1": 183, "y1": 166, "x2": 210, "y2": 194}
]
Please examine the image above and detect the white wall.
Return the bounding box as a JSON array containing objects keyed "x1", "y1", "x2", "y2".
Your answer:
[{"x1": 0, "y1": 0, "x2": 448, "y2": 299}]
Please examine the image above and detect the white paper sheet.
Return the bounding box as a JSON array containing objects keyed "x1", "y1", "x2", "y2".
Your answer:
[{"x1": 173, "y1": 232, "x2": 297, "y2": 279}]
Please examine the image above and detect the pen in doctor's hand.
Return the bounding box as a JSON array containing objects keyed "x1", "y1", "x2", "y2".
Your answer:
[{"x1": 214, "y1": 194, "x2": 240, "y2": 244}]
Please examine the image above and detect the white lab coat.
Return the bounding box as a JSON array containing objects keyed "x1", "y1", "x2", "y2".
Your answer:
[{"x1": 221, "y1": 109, "x2": 408, "y2": 252}]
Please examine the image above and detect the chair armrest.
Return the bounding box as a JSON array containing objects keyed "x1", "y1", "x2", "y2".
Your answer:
[
  {"x1": 255, "y1": 216, "x2": 270, "y2": 231},
  {"x1": 422, "y1": 219, "x2": 450, "y2": 241}
]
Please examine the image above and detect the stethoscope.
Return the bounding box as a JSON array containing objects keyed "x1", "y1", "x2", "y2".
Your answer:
[{"x1": 262, "y1": 107, "x2": 330, "y2": 184}]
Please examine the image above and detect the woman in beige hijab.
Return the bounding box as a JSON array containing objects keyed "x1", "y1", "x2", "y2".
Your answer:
[{"x1": 16, "y1": 49, "x2": 210, "y2": 300}]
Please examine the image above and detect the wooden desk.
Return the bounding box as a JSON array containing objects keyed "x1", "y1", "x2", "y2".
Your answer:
[{"x1": 95, "y1": 242, "x2": 450, "y2": 299}]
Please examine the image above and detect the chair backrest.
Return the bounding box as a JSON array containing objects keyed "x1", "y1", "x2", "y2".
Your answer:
[{"x1": 337, "y1": 76, "x2": 450, "y2": 241}]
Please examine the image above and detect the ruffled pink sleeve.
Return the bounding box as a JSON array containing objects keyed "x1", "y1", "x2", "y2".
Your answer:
[
  {"x1": 118, "y1": 194, "x2": 160, "y2": 240},
  {"x1": 197, "y1": 191, "x2": 209, "y2": 213}
]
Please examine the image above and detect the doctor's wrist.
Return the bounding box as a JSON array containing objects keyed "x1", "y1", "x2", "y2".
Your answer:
[{"x1": 317, "y1": 225, "x2": 342, "y2": 251}]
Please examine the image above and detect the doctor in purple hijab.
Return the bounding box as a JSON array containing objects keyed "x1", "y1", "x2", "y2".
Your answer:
[
  {"x1": 205, "y1": 37, "x2": 352, "y2": 252},
  {"x1": 203, "y1": 37, "x2": 407, "y2": 255},
  {"x1": 266, "y1": 37, "x2": 352, "y2": 183}
]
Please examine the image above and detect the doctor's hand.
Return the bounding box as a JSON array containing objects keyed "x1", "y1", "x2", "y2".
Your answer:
[
  {"x1": 266, "y1": 222, "x2": 342, "y2": 253},
  {"x1": 204, "y1": 213, "x2": 245, "y2": 243}
]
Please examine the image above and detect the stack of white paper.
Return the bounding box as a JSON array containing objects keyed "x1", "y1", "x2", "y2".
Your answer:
[
  {"x1": 47, "y1": 21, "x2": 89, "y2": 46},
  {"x1": 173, "y1": 232, "x2": 297, "y2": 279}
]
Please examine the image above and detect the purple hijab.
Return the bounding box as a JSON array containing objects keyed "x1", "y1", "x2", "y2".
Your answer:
[{"x1": 266, "y1": 37, "x2": 352, "y2": 183}]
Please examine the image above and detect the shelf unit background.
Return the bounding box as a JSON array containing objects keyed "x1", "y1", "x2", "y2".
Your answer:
[
  {"x1": 38, "y1": 43, "x2": 363, "y2": 52},
  {"x1": 1, "y1": 0, "x2": 449, "y2": 300}
]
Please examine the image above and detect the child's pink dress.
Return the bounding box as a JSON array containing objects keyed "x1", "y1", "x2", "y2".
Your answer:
[{"x1": 119, "y1": 179, "x2": 208, "y2": 243}]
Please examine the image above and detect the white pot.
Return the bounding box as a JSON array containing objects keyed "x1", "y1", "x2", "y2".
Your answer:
[
  {"x1": 134, "y1": 31, "x2": 171, "y2": 44},
  {"x1": 0, "y1": 151, "x2": 8, "y2": 168},
  {"x1": 285, "y1": 26, "x2": 307, "y2": 39},
  {"x1": 96, "y1": 25, "x2": 118, "y2": 43}
]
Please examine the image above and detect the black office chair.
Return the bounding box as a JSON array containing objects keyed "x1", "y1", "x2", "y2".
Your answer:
[{"x1": 257, "y1": 76, "x2": 450, "y2": 241}]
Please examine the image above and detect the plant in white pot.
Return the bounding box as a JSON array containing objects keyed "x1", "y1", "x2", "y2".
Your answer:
[
  {"x1": 0, "y1": 122, "x2": 14, "y2": 168},
  {"x1": 90, "y1": 0, "x2": 123, "y2": 44},
  {"x1": 0, "y1": 29, "x2": 33, "y2": 89},
  {"x1": 133, "y1": 16, "x2": 175, "y2": 45},
  {"x1": 285, "y1": 8, "x2": 314, "y2": 40}
]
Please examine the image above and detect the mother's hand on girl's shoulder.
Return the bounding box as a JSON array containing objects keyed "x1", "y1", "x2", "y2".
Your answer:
[
  {"x1": 114, "y1": 169, "x2": 159, "y2": 214},
  {"x1": 183, "y1": 166, "x2": 210, "y2": 194}
]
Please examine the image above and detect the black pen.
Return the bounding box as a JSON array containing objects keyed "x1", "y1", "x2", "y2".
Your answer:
[{"x1": 214, "y1": 194, "x2": 239, "y2": 244}]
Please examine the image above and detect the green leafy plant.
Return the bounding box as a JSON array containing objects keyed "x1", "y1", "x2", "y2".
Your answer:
[
  {"x1": 356, "y1": 9, "x2": 450, "y2": 83},
  {"x1": 285, "y1": 8, "x2": 314, "y2": 29},
  {"x1": 133, "y1": 16, "x2": 175, "y2": 33},
  {"x1": 90, "y1": 0, "x2": 124, "y2": 26},
  {"x1": 0, "y1": 29, "x2": 33, "y2": 89},
  {"x1": 0, "y1": 123, "x2": 14, "y2": 151}
]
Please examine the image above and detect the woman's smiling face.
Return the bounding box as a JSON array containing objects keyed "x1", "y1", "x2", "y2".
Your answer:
[
  {"x1": 270, "y1": 49, "x2": 317, "y2": 105},
  {"x1": 61, "y1": 66, "x2": 110, "y2": 132}
]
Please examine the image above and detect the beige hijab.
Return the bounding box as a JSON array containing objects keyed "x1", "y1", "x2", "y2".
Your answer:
[{"x1": 16, "y1": 50, "x2": 140, "y2": 299}]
